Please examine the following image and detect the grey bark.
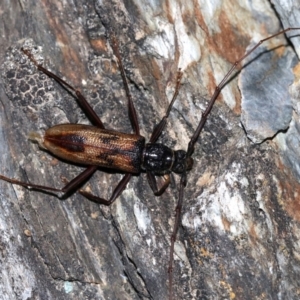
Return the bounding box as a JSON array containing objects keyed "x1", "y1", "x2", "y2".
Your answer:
[{"x1": 1, "y1": 0, "x2": 300, "y2": 299}]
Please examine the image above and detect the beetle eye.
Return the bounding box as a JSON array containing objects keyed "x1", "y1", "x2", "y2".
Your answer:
[{"x1": 172, "y1": 150, "x2": 190, "y2": 173}]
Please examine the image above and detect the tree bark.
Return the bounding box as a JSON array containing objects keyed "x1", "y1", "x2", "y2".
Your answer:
[{"x1": 1, "y1": 0, "x2": 300, "y2": 299}]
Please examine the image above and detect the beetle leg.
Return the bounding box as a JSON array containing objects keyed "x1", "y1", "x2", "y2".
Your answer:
[
  {"x1": 0, "y1": 166, "x2": 133, "y2": 205},
  {"x1": 0, "y1": 174, "x2": 62, "y2": 194},
  {"x1": 22, "y1": 48, "x2": 104, "y2": 129},
  {"x1": 0, "y1": 166, "x2": 97, "y2": 198},
  {"x1": 147, "y1": 172, "x2": 170, "y2": 196},
  {"x1": 110, "y1": 35, "x2": 140, "y2": 136},
  {"x1": 149, "y1": 70, "x2": 182, "y2": 143},
  {"x1": 61, "y1": 166, "x2": 98, "y2": 196},
  {"x1": 79, "y1": 173, "x2": 132, "y2": 205}
]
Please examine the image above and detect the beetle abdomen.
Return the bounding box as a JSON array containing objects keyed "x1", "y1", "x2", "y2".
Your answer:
[{"x1": 43, "y1": 124, "x2": 145, "y2": 173}]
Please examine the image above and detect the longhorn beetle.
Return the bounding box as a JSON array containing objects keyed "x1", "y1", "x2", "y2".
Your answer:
[{"x1": 1, "y1": 28, "x2": 300, "y2": 299}]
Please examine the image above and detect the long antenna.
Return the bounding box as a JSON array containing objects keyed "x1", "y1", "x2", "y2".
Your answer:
[{"x1": 167, "y1": 27, "x2": 300, "y2": 300}]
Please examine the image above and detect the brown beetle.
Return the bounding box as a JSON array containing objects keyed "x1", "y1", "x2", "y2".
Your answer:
[{"x1": 1, "y1": 28, "x2": 300, "y2": 300}]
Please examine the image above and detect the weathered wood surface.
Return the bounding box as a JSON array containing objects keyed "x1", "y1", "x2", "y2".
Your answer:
[{"x1": 1, "y1": 0, "x2": 300, "y2": 299}]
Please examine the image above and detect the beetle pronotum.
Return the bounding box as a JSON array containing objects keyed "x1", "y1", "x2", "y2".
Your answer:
[{"x1": 1, "y1": 28, "x2": 300, "y2": 299}]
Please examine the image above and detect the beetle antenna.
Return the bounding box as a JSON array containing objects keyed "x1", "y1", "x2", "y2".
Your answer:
[
  {"x1": 168, "y1": 171, "x2": 186, "y2": 299},
  {"x1": 167, "y1": 27, "x2": 300, "y2": 300},
  {"x1": 187, "y1": 27, "x2": 300, "y2": 157}
]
